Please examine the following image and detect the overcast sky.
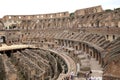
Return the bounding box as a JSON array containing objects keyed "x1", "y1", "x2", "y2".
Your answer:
[{"x1": 0, "y1": 0, "x2": 119, "y2": 18}]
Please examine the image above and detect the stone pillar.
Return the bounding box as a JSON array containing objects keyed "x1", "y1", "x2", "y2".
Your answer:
[
  {"x1": 94, "y1": 51, "x2": 97, "y2": 60},
  {"x1": 76, "y1": 45, "x2": 79, "y2": 50},
  {"x1": 90, "y1": 51, "x2": 92, "y2": 57},
  {"x1": 66, "y1": 40, "x2": 68, "y2": 47},
  {"x1": 77, "y1": 63, "x2": 80, "y2": 72},
  {"x1": 64, "y1": 40, "x2": 66, "y2": 46},
  {"x1": 98, "y1": 55, "x2": 102, "y2": 64},
  {"x1": 79, "y1": 43, "x2": 81, "y2": 50},
  {"x1": 84, "y1": 44, "x2": 87, "y2": 53},
  {"x1": 59, "y1": 40, "x2": 61, "y2": 46},
  {"x1": 89, "y1": 48, "x2": 93, "y2": 57},
  {"x1": 78, "y1": 43, "x2": 80, "y2": 50},
  {"x1": 72, "y1": 41, "x2": 74, "y2": 48},
  {"x1": 62, "y1": 40, "x2": 64, "y2": 46},
  {"x1": 65, "y1": 40, "x2": 68, "y2": 47},
  {"x1": 97, "y1": 53, "x2": 101, "y2": 63},
  {"x1": 42, "y1": 74, "x2": 44, "y2": 80},
  {"x1": 95, "y1": 51, "x2": 99, "y2": 61},
  {"x1": 118, "y1": 21, "x2": 120, "y2": 28},
  {"x1": 81, "y1": 43, "x2": 83, "y2": 51},
  {"x1": 61, "y1": 40, "x2": 63, "y2": 46}
]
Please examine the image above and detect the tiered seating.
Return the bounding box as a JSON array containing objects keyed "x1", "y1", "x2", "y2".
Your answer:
[
  {"x1": 103, "y1": 37, "x2": 120, "y2": 79},
  {"x1": 104, "y1": 37, "x2": 120, "y2": 62},
  {"x1": 54, "y1": 31, "x2": 109, "y2": 49}
]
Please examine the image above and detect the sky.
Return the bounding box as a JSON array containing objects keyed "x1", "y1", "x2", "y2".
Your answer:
[{"x1": 0, "y1": 0, "x2": 120, "y2": 18}]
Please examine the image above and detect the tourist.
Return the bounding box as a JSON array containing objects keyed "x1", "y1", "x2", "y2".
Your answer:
[
  {"x1": 86, "y1": 70, "x2": 92, "y2": 80},
  {"x1": 70, "y1": 72, "x2": 74, "y2": 80},
  {"x1": 89, "y1": 76, "x2": 96, "y2": 80}
]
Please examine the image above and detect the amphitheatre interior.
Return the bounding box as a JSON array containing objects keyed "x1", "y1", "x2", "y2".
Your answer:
[{"x1": 0, "y1": 5, "x2": 120, "y2": 80}]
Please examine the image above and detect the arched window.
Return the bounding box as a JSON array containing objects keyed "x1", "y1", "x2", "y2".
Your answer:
[
  {"x1": 1, "y1": 36, "x2": 6, "y2": 43},
  {"x1": 113, "y1": 35, "x2": 115, "y2": 40},
  {"x1": 106, "y1": 35, "x2": 109, "y2": 39}
]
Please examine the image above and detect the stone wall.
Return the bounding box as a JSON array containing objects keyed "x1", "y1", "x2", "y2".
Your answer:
[
  {"x1": 2, "y1": 12, "x2": 69, "y2": 21},
  {"x1": 75, "y1": 5, "x2": 103, "y2": 16},
  {"x1": 0, "y1": 21, "x2": 4, "y2": 30}
]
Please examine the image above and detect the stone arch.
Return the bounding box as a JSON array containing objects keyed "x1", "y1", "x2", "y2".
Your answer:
[
  {"x1": 113, "y1": 35, "x2": 115, "y2": 40},
  {"x1": 0, "y1": 21, "x2": 5, "y2": 30},
  {"x1": 90, "y1": 51, "x2": 92, "y2": 57},
  {"x1": 83, "y1": 43, "x2": 85, "y2": 51},
  {"x1": 93, "y1": 50, "x2": 96, "y2": 58},
  {"x1": 96, "y1": 52, "x2": 99, "y2": 61},
  {"x1": 0, "y1": 36, "x2": 6, "y2": 43},
  {"x1": 86, "y1": 45, "x2": 89, "y2": 53},
  {"x1": 106, "y1": 35, "x2": 109, "y2": 40},
  {"x1": 96, "y1": 20, "x2": 99, "y2": 27},
  {"x1": 97, "y1": 52, "x2": 100, "y2": 62},
  {"x1": 98, "y1": 54, "x2": 103, "y2": 64}
]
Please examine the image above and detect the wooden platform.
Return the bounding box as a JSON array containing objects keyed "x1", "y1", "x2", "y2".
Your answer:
[{"x1": 0, "y1": 44, "x2": 35, "y2": 51}]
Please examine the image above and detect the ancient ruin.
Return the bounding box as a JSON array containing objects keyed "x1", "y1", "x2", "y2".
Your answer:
[{"x1": 0, "y1": 5, "x2": 120, "y2": 80}]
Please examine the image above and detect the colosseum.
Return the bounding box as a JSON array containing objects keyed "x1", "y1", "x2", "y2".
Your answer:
[{"x1": 0, "y1": 5, "x2": 120, "y2": 80}]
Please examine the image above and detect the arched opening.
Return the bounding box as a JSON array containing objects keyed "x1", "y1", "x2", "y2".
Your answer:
[
  {"x1": 96, "y1": 21, "x2": 99, "y2": 27},
  {"x1": 0, "y1": 21, "x2": 4, "y2": 30},
  {"x1": 86, "y1": 45, "x2": 89, "y2": 53},
  {"x1": 13, "y1": 26, "x2": 16, "y2": 29},
  {"x1": 91, "y1": 23, "x2": 94, "y2": 26},
  {"x1": 90, "y1": 51, "x2": 92, "y2": 56},
  {"x1": 5, "y1": 50, "x2": 11, "y2": 57},
  {"x1": 79, "y1": 43, "x2": 81, "y2": 50},
  {"x1": 106, "y1": 35, "x2": 109, "y2": 39},
  {"x1": 83, "y1": 44, "x2": 85, "y2": 51},
  {"x1": 113, "y1": 35, "x2": 115, "y2": 40},
  {"x1": 2, "y1": 36, "x2": 6, "y2": 43},
  {"x1": 0, "y1": 36, "x2": 6, "y2": 43},
  {"x1": 76, "y1": 46, "x2": 78, "y2": 50},
  {"x1": 96, "y1": 52, "x2": 99, "y2": 61}
]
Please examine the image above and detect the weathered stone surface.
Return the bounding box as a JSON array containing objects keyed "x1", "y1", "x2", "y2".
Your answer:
[{"x1": 0, "y1": 5, "x2": 119, "y2": 80}]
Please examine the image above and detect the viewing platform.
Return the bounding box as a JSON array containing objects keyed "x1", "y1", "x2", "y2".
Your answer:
[{"x1": 0, "y1": 44, "x2": 36, "y2": 51}]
